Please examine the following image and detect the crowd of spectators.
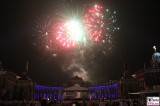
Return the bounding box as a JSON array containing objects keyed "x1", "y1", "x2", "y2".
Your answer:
[{"x1": 0, "y1": 99, "x2": 144, "y2": 106}]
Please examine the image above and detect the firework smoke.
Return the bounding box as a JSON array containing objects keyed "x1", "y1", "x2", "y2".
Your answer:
[{"x1": 61, "y1": 50, "x2": 90, "y2": 81}]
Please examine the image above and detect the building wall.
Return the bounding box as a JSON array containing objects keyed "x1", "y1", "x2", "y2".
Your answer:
[
  {"x1": 34, "y1": 84, "x2": 120, "y2": 100},
  {"x1": 119, "y1": 79, "x2": 140, "y2": 99},
  {"x1": 0, "y1": 71, "x2": 16, "y2": 100},
  {"x1": 0, "y1": 71, "x2": 141, "y2": 100},
  {"x1": 88, "y1": 84, "x2": 119, "y2": 100},
  {"x1": 34, "y1": 85, "x2": 63, "y2": 100},
  {"x1": 0, "y1": 71, "x2": 34, "y2": 100},
  {"x1": 16, "y1": 80, "x2": 34, "y2": 100},
  {"x1": 144, "y1": 69, "x2": 160, "y2": 89}
]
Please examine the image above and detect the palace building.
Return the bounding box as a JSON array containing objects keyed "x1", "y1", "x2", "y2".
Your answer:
[
  {"x1": 130, "y1": 49, "x2": 160, "y2": 97},
  {"x1": 0, "y1": 61, "x2": 140, "y2": 101},
  {"x1": 1, "y1": 47, "x2": 159, "y2": 100},
  {"x1": 0, "y1": 61, "x2": 136, "y2": 101},
  {"x1": 34, "y1": 76, "x2": 119, "y2": 100},
  {"x1": 0, "y1": 62, "x2": 34, "y2": 100}
]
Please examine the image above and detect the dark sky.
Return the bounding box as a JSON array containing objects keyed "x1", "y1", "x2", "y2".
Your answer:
[{"x1": 1, "y1": 0, "x2": 160, "y2": 85}]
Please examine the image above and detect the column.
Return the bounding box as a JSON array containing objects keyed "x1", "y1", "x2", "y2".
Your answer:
[
  {"x1": 98, "y1": 89, "x2": 100, "y2": 99},
  {"x1": 54, "y1": 91, "x2": 56, "y2": 100},
  {"x1": 101, "y1": 89, "x2": 104, "y2": 99},
  {"x1": 58, "y1": 90, "x2": 60, "y2": 100},
  {"x1": 50, "y1": 89, "x2": 52, "y2": 100},
  {"x1": 94, "y1": 90, "x2": 96, "y2": 99},
  {"x1": 108, "y1": 88, "x2": 110, "y2": 99},
  {"x1": 89, "y1": 90, "x2": 92, "y2": 99},
  {"x1": 37, "y1": 89, "x2": 39, "y2": 100}
]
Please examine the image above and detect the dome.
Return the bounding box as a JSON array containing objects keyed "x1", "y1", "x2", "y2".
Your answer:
[
  {"x1": 71, "y1": 75, "x2": 83, "y2": 80},
  {"x1": 152, "y1": 52, "x2": 160, "y2": 63}
]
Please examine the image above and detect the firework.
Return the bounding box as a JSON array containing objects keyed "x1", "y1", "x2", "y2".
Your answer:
[
  {"x1": 84, "y1": 4, "x2": 119, "y2": 44},
  {"x1": 84, "y1": 4, "x2": 103, "y2": 42},
  {"x1": 33, "y1": 15, "x2": 55, "y2": 51},
  {"x1": 55, "y1": 19, "x2": 87, "y2": 48},
  {"x1": 33, "y1": 2, "x2": 119, "y2": 81},
  {"x1": 34, "y1": 3, "x2": 119, "y2": 58},
  {"x1": 53, "y1": 1, "x2": 88, "y2": 48}
]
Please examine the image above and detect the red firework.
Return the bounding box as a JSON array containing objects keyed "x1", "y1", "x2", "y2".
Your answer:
[
  {"x1": 55, "y1": 24, "x2": 76, "y2": 48},
  {"x1": 84, "y1": 4, "x2": 104, "y2": 42}
]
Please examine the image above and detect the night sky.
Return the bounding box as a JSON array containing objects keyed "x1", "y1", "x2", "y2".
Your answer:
[{"x1": 1, "y1": 0, "x2": 160, "y2": 85}]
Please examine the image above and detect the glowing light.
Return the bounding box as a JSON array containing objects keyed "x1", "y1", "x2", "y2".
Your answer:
[
  {"x1": 52, "y1": 53, "x2": 57, "y2": 57},
  {"x1": 66, "y1": 20, "x2": 84, "y2": 42},
  {"x1": 153, "y1": 46, "x2": 157, "y2": 52},
  {"x1": 55, "y1": 19, "x2": 86, "y2": 48},
  {"x1": 46, "y1": 45, "x2": 49, "y2": 49}
]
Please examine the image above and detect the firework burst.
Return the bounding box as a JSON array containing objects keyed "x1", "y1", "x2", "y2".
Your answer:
[
  {"x1": 55, "y1": 19, "x2": 87, "y2": 48},
  {"x1": 84, "y1": 4, "x2": 104, "y2": 42},
  {"x1": 33, "y1": 2, "x2": 119, "y2": 81},
  {"x1": 84, "y1": 4, "x2": 119, "y2": 44},
  {"x1": 33, "y1": 15, "x2": 55, "y2": 50}
]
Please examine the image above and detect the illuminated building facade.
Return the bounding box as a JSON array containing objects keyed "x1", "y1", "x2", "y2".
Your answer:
[
  {"x1": 33, "y1": 76, "x2": 120, "y2": 100},
  {"x1": 0, "y1": 61, "x2": 135, "y2": 100},
  {"x1": 34, "y1": 85, "x2": 63, "y2": 100},
  {"x1": 0, "y1": 60, "x2": 143, "y2": 101},
  {"x1": 89, "y1": 84, "x2": 119, "y2": 99},
  {"x1": 33, "y1": 83, "x2": 119, "y2": 100},
  {"x1": 63, "y1": 84, "x2": 88, "y2": 99}
]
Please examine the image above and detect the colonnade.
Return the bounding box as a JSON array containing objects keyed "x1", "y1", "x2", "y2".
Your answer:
[
  {"x1": 34, "y1": 84, "x2": 119, "y2": 100},
  {"x1": 88, "y1": 84, "x2": 118, "y2": 99},
  {"x1": 34, "y1": 85, "x2": 63, "y2": 100}
]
